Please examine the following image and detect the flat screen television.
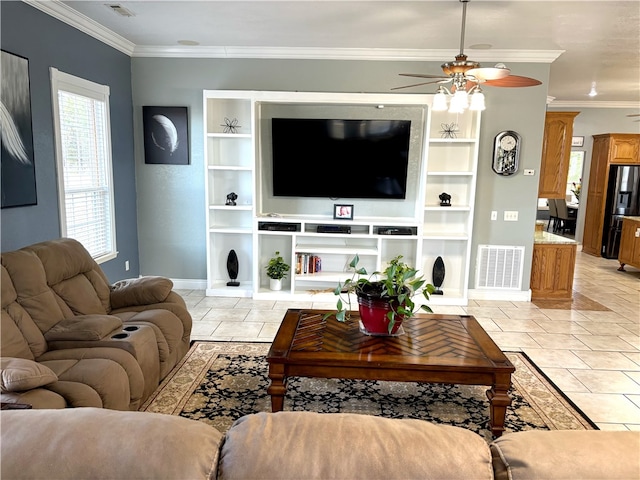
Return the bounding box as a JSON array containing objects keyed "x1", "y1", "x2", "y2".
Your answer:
[{"x1": 271, "y1": 118, "x2": 411, "y2": 199}]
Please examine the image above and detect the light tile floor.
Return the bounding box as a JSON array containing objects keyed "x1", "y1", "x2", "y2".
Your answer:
[{"x1": 178, "y1": 252, "x2": 640, "y2": 431}]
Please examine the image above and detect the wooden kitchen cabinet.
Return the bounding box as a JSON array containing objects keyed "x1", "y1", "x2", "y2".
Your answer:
[
  {"x1": 538, "y1": 112, "x2": 579, "y2": 198},
  {"x1": 582, "y1": 134, "x2": 640, "y2": 256},
  {"x1": 618, "y1": 217, "x2": 640, "y2": 271},
  {"x1": 531, "y1": 235, "x2": 577, "y2": 300}
]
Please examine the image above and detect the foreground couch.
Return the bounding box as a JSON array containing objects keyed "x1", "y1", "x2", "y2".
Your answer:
[
  {"x1": 2, "y1": 408, "x2": 638, "y2": 480},
  {"x1": 1, "y1": 238, "x2": 192, "y2": 410}
]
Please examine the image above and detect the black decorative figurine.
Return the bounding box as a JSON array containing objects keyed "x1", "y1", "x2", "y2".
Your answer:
[
  {"x1": 225, "y1": 192, "x2": 238, "y2": 206},
  {"x1": 226, "y1": 250, "x2": 240, "y2": 287},
  {"x1": 439, "y1": 192, "x2": 451, "y2": 207},
  {"x1": 432, "y1": 256, "x2": 445, "y2": 295}
]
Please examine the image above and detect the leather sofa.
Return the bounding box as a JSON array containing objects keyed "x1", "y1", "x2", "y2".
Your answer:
[
  {"x1": 1, "y1": 409, "x2": 638, "y2": 480},
  {"x1": 1, "y1": 238, "x2": 191, "y2": 410}
]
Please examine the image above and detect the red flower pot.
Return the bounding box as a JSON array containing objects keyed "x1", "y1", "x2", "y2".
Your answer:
[{"x1": 356, "y1": 282, "x2": 407, "y2": 335}]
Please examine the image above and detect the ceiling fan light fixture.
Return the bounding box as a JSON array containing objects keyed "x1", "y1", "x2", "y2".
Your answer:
[
  {"x1": 469, "y1": 88, "x2": 486, "y2": 111},
  {"x1": 433, "y1": 87, "x2": 449, "y2": 111}
]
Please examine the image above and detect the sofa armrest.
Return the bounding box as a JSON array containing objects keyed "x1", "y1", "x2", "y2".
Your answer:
[
  {"x1": 43, "y1": 315, "x2": 123, "y2": 342},
  {"x1": 110, "y1": 276, "x2": 173, "y2": 309}
]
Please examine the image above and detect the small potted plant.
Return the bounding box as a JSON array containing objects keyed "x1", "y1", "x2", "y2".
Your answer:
[
  {"x1": 265, "y1": 251, "x2": 290, "y2": 291},
  {"x1": 325, "y1": 254, "x2": 435, "y2": 335}
]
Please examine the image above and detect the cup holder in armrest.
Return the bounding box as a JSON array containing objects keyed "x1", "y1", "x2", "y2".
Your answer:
[
  {"x1": 123, "y1": 326, "x2": 139, "y2": 332},
  {"x1": 111, "y1": 333, "x2": 130, "y2": 339}
]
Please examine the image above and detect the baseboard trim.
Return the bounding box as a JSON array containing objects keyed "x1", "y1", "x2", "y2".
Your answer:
[
  {"x1": 170, "y1": 278, "x2": 207, "y2": 291},
  {"x1": 468, "y1": 288, "x2": 532, "y2": 302}
]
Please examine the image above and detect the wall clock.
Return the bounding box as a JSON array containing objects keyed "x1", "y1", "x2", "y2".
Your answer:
[{"x1": 492, "y1": 130, "x2": 521, "y2": 176}]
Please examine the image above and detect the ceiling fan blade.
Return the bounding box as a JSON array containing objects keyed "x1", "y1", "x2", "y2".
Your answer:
[
  {"x1": 399, "y1": 73, "x2": 450, "y2": 80},
  {"x1": 466, "y1": 66, "x2": 511, "y2": 81},
  {"x1": 483, "y1": 75, "x2": 542, "y2": 88},
  {"x1": 626, "y1": 114, "x2": 640, "y2": 117},
  {"x1": 391, "y1": 79, "x2": 450, "y2": 91}
]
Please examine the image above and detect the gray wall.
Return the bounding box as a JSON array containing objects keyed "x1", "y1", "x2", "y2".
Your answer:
[
  {"x1": 0, "y1": 2, "x2": 138, "y2": 282},
  {"x1": 132, "y1": 58, "x2": 550, "y2": 291},
  {"x1": 547, "y1": 106, "x2": 640, "y2": 243}
]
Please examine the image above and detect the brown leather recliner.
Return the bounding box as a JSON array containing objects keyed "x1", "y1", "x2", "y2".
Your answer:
[{"x1": 1, "y1": 238, "x2": 192, "y2": 409}]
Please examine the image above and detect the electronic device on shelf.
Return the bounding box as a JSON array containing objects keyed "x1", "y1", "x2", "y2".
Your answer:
[
  {"x1": 376, "y1": 226, "x2": 417, "y2": 235},
  {"x1": 258, "y1": 222, "x2": 301, "y2": 232},
  {"x1": 317, "y1": 225, "x2": 351, "y2": 234}
]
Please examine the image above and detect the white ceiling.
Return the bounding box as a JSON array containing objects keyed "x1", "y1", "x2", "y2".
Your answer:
[{"x1": 28, "y1": 0, "x2": 640, "y2": 107}]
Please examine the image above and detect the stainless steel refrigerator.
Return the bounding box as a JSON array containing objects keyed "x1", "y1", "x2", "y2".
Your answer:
[{"x1": 602, "y1": 165, "x2": 640, "y2": 258}]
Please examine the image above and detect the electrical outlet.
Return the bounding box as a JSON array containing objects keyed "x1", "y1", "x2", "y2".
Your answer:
[
  {"x1": 504, "y1": 211, "x2": 518, "y2": 221},
  {"x1": 125, "y1": 260, "x2": 130, "y2": 271},
  {"x1": 491, "y1": 211, "x2": 497, "y2": 221}
]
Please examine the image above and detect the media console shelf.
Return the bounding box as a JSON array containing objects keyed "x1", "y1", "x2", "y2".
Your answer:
[{"x1": 203, "y1": 90, "x2": 480, "y2": 305}]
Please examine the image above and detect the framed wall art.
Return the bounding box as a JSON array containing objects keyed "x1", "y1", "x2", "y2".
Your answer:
[
  {"x1": 333, "y1": 204, "x2": 354, "y2": 220},
  {"x1": 143, "y1": 106, "x2": 190, "y2": 165},
  {"x1": 1, "y1": 50, "x2": 37, "y2": 208}
]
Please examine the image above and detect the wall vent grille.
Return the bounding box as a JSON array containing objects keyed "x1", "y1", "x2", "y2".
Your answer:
[{"x1": 475, "y1": 245, "x2": 525, "y2": 290}]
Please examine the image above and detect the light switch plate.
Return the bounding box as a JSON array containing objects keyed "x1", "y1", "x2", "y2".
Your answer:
[
  {"x1": 504, "y1": 211, "x2": 518, "y2": 221},
  {"x1": 524, "y1": 169, "x2": 535, "y2": 176}
]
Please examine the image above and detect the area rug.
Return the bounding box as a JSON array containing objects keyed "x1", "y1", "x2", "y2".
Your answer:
[{"x1": 140, "y1": 341, "x2": 595, "y2": 441}]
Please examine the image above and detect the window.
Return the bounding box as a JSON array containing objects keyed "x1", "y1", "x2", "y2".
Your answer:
[
  {"x1": 566, "y1": 150, "x2": 585, "y2": 203},
  {"x1": 50, "y1": 68, "x2": 116, "y2": 263}
]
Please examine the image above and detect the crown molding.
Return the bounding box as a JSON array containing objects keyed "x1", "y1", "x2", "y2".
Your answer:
[
  {"x1": 132, "y1": 46, "x2": 563, "y2": 63},
  {"x1": 549, "y1": 100, "x2": 640, "y2": 109},
  {"x1": 23, "y1": 0, "x2": 135, "y2": 55}
]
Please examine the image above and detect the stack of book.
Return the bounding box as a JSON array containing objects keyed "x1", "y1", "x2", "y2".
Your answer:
[{"x1": 295, "y1": 253, "x2": 321, "y2": 274}]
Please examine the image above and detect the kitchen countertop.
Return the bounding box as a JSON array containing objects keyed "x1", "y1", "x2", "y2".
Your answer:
[
  {"x1": 622, "y1": 216, "x2": 640, "y2": 221},
  {"x1": 534, "y1": 231, "x2": 578, "y2": 245}
]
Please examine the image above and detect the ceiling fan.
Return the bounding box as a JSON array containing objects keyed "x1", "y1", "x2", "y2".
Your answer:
[
  {"x1": 392, "y1": 0, "x2": 542, "y2": 111},
  {"x1": 627, "y1": 114, "x2": 640, "y2": 122}
]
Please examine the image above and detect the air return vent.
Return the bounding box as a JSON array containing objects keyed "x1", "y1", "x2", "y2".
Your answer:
[
  {"x1": 475, "y1": 245, "x2": 524, "y2": 290},
  {"x1": 105, "y1": 4, "x2": 135, "y2": 17}
]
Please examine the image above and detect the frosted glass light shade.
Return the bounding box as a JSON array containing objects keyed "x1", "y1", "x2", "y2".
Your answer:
[
  {"x1": 432, "y1": 91, "x2": 448, "y2": 111},
  {"x1": 469, "y1": 91, "x2": 486, "y2": 111}
]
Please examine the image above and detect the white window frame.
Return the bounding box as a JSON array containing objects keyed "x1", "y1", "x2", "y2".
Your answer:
[{"x1": 50, "y1": 67, "x2": 117, "y2": 263}]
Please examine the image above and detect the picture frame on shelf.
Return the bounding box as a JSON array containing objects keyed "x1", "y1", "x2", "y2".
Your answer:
[
  {"x1": 143, "y1": 106, "x2": 190, "y2": 165},
  {"x1": 333, "y1": 204, "x2": 354, "y2": 220}
]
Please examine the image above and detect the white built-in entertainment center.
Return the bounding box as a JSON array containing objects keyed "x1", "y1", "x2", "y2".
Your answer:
[{"x1": 204, "y1": 90, "x2": 480, "y2": 306}]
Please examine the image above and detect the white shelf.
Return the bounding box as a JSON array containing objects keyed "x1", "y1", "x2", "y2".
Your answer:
[
  {"x1": 424, "y1": 206, "x2": 471, "y2": 211},
  {"x1": 209, "y1": 205, "x2": 253, "y2": 210},
  {"x1": 427, "y1": 171, "x2": 474, "y2": 176},
  {"x1": 207, "y1": 133, "x2": 252, "y2": 139},
  {"x1": 208, "y1": 165, "x2": 253, "y2": 171},
  {"x1": 209, "y1": 227, "x2": 253, "y2": 234},
  {"x1": 295, "y1": 245, "x2": 378, "y2": 255},
  {"x1": 422, "y1": 232, "x2": 469, "y2": 240}
]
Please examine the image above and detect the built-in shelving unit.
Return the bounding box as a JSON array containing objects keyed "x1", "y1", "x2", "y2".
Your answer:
[{"x1": 203, "y1": 90, "x2": 480, "y2": 305}]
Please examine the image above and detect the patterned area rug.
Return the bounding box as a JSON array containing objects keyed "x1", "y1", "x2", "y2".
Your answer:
[{"x1": 140, "y1": 341, "x2": 595, "y2": 441}]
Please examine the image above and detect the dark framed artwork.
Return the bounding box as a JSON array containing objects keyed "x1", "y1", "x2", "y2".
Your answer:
[
  {"x1": 142, "y1": 106, "x2": 190, "y2": 165},
  {"x1": 1, "y1": 50, "x2": 37, "y2": 208}
]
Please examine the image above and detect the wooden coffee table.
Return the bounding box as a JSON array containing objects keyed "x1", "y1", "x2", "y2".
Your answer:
[{"x1": 267, "y1": 309, "x2": 515, "y2": 437}]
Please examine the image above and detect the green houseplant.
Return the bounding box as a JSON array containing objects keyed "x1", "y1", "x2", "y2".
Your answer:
[
  {"x1": 265, "y1": 251, "x2": 290, "y2": 291},
  {"x1": 325, "y1": 254, "x2": 435, "y2": 334}
]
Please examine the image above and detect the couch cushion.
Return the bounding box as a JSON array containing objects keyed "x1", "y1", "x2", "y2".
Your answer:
[
  {"x1": 219, "y1": 411, "x2": 493, "y2": 480},
  {"x1": 491, "y1": 429, "x2": 640, "y2": 480},
  {"x1": 43, "y1": 315, "x2": 123, "y2": 341},
  {"x1": 26, "y1": 238, "x2": 111, "y2": 315},
  {"x1": 110, "y1": 276, "x2": 173, "y2": 309},
  {"x1": 0, "y1": 408, "x2": 222, "y2": 480},
  {"x1": 0, "y1": 357, "x2": 58, "y2": 392}
]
